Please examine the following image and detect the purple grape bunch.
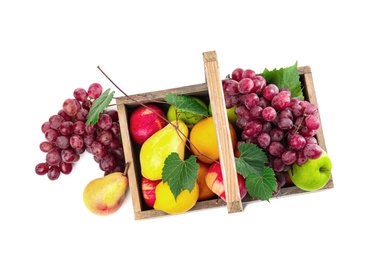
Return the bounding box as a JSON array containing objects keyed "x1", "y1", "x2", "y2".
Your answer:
[
  {"x1": 35, "y1": 83, "x2": 126, "y2": 180},
  {"x1": 223, "y1": 68, "x2": 322, "y2": 174}
]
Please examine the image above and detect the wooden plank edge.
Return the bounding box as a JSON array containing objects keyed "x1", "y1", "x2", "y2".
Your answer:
[{"x1": 203, "y1": 50, "x2": 243, "y2": 214}]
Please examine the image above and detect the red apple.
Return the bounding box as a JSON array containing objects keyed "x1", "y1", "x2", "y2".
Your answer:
[
  {"x1": 129, "y1": 104, "x2": 168, "y2": 146},
  {"x1": 141, "y1": 177, "x2": 161, "y2": 208},
  {"x1": 205, "y1": 161, "x2": 247, "y2": 202}
]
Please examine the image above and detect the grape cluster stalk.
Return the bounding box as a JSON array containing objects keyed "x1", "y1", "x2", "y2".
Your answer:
[
  {"x1": 223, "y1": 68, "x2": 322, "y2": 191},
  {"x1": 35, "y1": 83, "x2": 125, "y2": 180}
]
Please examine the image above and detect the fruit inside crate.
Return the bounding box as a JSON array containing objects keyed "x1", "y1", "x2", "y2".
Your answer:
[{"x1": 116, "y1": 51, "x2": 333, "y2": 220}]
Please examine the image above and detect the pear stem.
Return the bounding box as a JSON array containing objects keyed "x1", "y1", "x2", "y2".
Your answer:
[{"x1": 123, "y1": 162, "x2": 130, "y2": 177}]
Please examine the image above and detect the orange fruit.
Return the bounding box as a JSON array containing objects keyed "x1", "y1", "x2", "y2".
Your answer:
[
  {"x1": 196, "y1": 160, "x2": 216, "y2": 201},
  {"x1": 189, "y1": 117, "x2": 237, "y2": 164}
]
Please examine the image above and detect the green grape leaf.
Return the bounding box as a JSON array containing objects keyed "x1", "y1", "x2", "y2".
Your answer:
[
  {"x1": 162, "y1": 153, "x2": 199, "y2": 200},
  {"x1": 245, "y1": 167, "x2": 277, "y2": 202},
  {"x1": 234, "y1": 142, "x2": 268, "y2": 178},
  {"x1": 164, "y1": 94, "x2": 209, "y2": 117},
  {"x1": 261, "y1": 61, "x2": 304, "y2": 100},
  {"x1": 86, "y1": 88, "x2": 115, "y2": 126},
  {"x1": 234, "y1": 142, "x2": 277, "y2": 201}
]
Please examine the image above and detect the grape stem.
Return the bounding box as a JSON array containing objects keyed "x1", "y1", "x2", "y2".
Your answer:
[{"x1": 97, "y1": 65, "x2": 219, "y2": 165}]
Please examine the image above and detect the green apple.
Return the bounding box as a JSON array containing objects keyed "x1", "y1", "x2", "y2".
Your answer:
[
  {"x1": 208, "y1": 103, "x2": 238, "y2": 124},
  {"x1": 288, "y1": 149, "x2": 332, "y2": 191},
  {"x1": 166, "y1": 97, "x2": 207, "y2": 126}
]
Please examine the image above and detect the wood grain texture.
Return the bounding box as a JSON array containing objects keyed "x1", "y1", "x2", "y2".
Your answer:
[{"x1": 203, "y1": 51, "x2": 243, "y2": 213}]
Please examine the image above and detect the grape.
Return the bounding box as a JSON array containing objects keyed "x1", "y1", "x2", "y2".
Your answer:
[
  {"x1": 73, "y1": 121, "x2": 86, "y2": 135},
  {"x1": 57, "y1": 109, "x2": 72, "y2": 121},
  {"x1": 261, "y1": 121, "x2": 272, "y2": 133},
  {"x1": 305, "y1": 136, "x2": 317, "y2": 145},
  {"x1": 97, "y1": 113, "x2": 112, "y2": 130},
  {"x1": 99, "y1": 154, "x2": 116, "y2": 172},
  {"x1": 46, "y1": 147, "x2": 62, "y2": 166},
  {"x1": 305, "y1": 114, "x2": 320, "y2": 130},
  {"x1": 235, "y1": 117, "x2": 248, "y2": 129},
  {"x1": 257, "y1": 132, "x2": 271, "y2": 148},
  {"x1": 304, "y1": 103, "x2": 318, "y2": 115},
  {"x1": 268, "y1": 142, "x2": 285, "y2": 158},
  {"x1": 269, "y1": 128, "x2": 284, "y2": 142},
  {"x1": 49, "y1": 114, "x2": 65, "y2": 130},
  {"x1": 296, "y1": 150, "x2": 308, "y2": 165},
  {"x1": 105, "y1": 109, "x2": 119, "y2": 122},
  {"x1": 262, "y1": 106, "x2": 277, "y2": 122},
  {"x1": 272, "y1": 157, "x2": 285, "y2": 172},
  {"x1": 109, "y1": 136, "x2": 121, "y2": 150},
  {"x1": 273, "y1": 172, "x2": 287, "y2": 196},
  {"x1": 243, "y1": 93, "x2": 259, "y2": 109},
  {"x1": 277, "y1": 117, "x2": 293, "y2": 130},
  {"x1": 47, "y1": 166, "x2": 61, "y2": 180},
  {"x1": 59, "y1": 161, "x2": 72, "y2": 174},
  {"x1": 243, "y1": 119, "x2": 262, "y2": 138},
  {"x1": 97, "y1": 130, "x2": 113, "y2": 146},
  {"x1": 250, "y1": 106, "x2": 263, "y2": 118},
  {"x1": 303, "y1": 144, "x2": 322, "y2": 159},
  {"x1": 251, "y1": 76, "x2": 266, "y2": 94},
  {"x1": 83, "y1": 132, "x2": 96, "y2": 146},
  {"x1": 59, "y1": 121, "x2": 74, "y2": 136},
  {"x1": 238, "y1": 78, "x2": 254, "y2": 94},
  {"x1": 44, "y1": 128, "x2": 60, "y2": 143},
  {"x1": 74, "y1": 147, "x2": 86, "y2": 155},
  {"x1": 82, "y1": 99, "x2": 92, "y2": 111},
  {"x1": 231, "y1": 68, "x2": 244, "y2": 82},
  {"x1": 242, "y1": 69, "x2": 256, "y2": 79},
  {"x1": 109, "y1": 122, "x2": 121, "y2": 136},
  {"x1": 279, "y1": 108, "x2": 293, "y2": 120},
  {"x1": 55, "y1": 135, "x2": 70, "y2": 149},
  {"x1": 41, "y1": 122, "x2": 50, "y2": 134},
  {"x1": 90, "y1": 140, "x2": 108, "y2": 158},
  {"x1": 288, "y1": 134, "x2": 306, "y2": 150},
  {"x1": 281, "y1": 150, "x2": 297, "y2": 165},
  {"x1": 88, "y1": 83, "x2": 103, "y2": 99},
  {"x1": 85, "y1": 123, "x2": 97, "y2": 134},
  {"x1": 70, "y1": 134, "x2": 84, "y2": 149},
  {"x1": 73, "y1": 88, "x2": 88, "y2": 102},
  {"x1": 224, "y1": 79, "x2": 240, "y2": 96},
  {"x1": 258, "y1": 96, "x2": 270, "y2": 108},
  {"x1": 262, "y1": 84, "x2": 279, "y2": 101},
  {"x1": 271, "y1": 91, "x2": 290, "y2": 111},
  {"x1": 299, "y1": 125, "x2": 316, "y2": 137},
  {"x1": 61, "y1": 148, "x2": 79, "y2": 163},
  {"x1": 39, "y1": 141, "x2": 54, "y2": 152},
  {"x1": 62, "y1": 98, "x2": 81, "y2": 117},
  {"x1": 111, "y1": 147, "x2": 125, "y2": 161},
  {"x1": 75, "y1": 108, "x2": 89, "y2": 122},
  {"x1": 35, "y1": 163, "x2": 49, "y2": 175}
]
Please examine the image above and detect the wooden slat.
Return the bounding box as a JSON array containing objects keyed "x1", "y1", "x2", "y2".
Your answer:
[{"x1": 203, "y1": 51, "x2": 243, "y2": 213}]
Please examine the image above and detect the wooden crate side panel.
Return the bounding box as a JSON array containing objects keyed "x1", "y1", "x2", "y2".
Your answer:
[{"x1": 116, "y1": 103, "x2": 143, "y2": 213}]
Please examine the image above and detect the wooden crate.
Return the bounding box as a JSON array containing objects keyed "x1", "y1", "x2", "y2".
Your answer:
[{"x1": 116, "y1": 51, "x2": 334, "y2": 220}]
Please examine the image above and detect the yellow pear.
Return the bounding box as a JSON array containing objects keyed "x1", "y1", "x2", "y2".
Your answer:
[
  {"x1": 154, "y1": 181, "x2": 199, "y2": 214},
  {"x1": 83, "y1": 171, "x2": 128, "y2": 216},
  {"x1": 140, "y1": 120, "x2": 188, "y2": 180}
]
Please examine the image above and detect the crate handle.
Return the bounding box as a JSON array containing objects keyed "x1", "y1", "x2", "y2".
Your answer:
[{"x1": 203, "y1": 51, "x2": 243, "y2": 213}]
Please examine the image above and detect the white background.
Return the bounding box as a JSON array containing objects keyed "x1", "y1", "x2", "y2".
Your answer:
[{"x1": 1, "y1": 1, "x2": 389, "y2": 259}]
